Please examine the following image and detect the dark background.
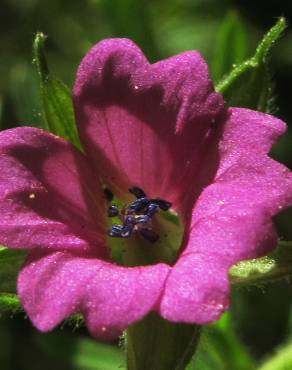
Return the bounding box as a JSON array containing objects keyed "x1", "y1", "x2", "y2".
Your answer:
[{"x1": 0, "y1": 1, "x2": 292, "y2": 369}]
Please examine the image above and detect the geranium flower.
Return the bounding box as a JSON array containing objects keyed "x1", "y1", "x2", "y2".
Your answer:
[{"x1": 0, "y1": 39, "x2": 291, "y2": 340}]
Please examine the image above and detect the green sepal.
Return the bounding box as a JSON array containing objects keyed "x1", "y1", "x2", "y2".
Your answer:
[
  {"x1": 126, "y1": 313, "x2": 201, "y2": 370},
  {"x1": 230, "y1": 241, "x2": 292, "y2": 287},
  {"x1": 216, "y1": 17, "x2": 287, "y2": 113},
  {"x1": 0, "y1": 247, "x2": 27, "y2": 294},
  {"x1": 33, "y1": 32, "x2": 82, "y2": 149},
  {"x1": 211, "y1": 10, "x2": 249, "y2": 83}
]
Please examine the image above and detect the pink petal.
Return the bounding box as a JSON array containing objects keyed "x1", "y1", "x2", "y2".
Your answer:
[
  {"x1": 160, "y1": 108, "x2": 292, "y2": 323},
  {"x1": 74, "y1": 38, "x2": 225, "y2": 210},
  {"x1": 18, "y1": 250, "x2": 170, "y2": 340},
  {"x1": 0, "y1": 127, "x2": 106, "y2": 254}
]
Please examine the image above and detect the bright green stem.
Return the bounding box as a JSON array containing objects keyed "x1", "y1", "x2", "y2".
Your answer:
[{"x1": 126, "y1": 313, "x2": 201, "y2": 370}]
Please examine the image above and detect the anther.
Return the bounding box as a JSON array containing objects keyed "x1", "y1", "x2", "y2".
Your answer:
[
  {"x1": 129, "y1": 187, "x2": 146, "y2": 199},
  {"x1": 151, "y1": 198, "x2": 172, "y2": 211},
  {"x1": 107, "y1": 187, "x2": 172, "y2": 243},
  {"x1": 108, "y1": 224, "x2": 124, "y2": 237},
  {"x1": 108, "y1": 224, "x2": 134, "y2": 238},
  {"x1": 127, "y1": 197, "x2": 150, "y2": 213},
  {"x1": 107, "y1": 205, "x2": 119, "y2": 217},
  {"x1": 147, "y1": 203, "x2": 159, "y2": 217},
  {"x1": 104, "y1": 188, "x2": 114, "y2": 202},
  {"x1": 120, "y1": 224, "x2": 134, "y2": 238},
  {"x1": 139, "y1": 228, "x2": 159, "y2": 243}
]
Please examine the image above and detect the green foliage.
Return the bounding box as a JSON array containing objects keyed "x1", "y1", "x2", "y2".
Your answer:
[
  {"x1": 230, "y1": 241, "x2": 292, "y2": 287},
  {"x1": 0, "y1": 247, "x2": 27, "y2": 294},
  {"x1": 33, "y1": 32, "x2": 81, "y2": 149},
  {"x1": 0, "y1": 294, "x2": 21, "y2": 313},
  {"x1": 216, "y1": 17, "x2": 287, "y2": 113},
  {"x1": 100, "y1": 0, "x2": 159, "y2": 61},
  {"x1": 9, "y1": 64, "x2": 42, "y2": 128},
  {"x1": 212, "y1": 11, "x2": 249, "y2": 83}
]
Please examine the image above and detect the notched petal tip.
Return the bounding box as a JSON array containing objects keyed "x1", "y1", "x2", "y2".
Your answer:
[
  {"x1": 0, "y1": 127, "x2": 106, "y2": 253},
  {"x1": 73, "y1": 37, "x2": 225, "y2": 209}
]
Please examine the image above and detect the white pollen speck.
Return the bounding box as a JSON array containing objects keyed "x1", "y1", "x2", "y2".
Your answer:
[
  {"x1": 29, "y1": 193, "x2": 36, "y2": 199},
  {"x1": 217, "y1": 200, "x2": 225, "y2": 205},
  {"x1": 134, "y1": 85, "x2": 139, "y2": 90}
]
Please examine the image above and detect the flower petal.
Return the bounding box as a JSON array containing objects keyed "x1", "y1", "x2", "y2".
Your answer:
[
  {"x1": 160, "y1": 108, "x2": 292, "y2": 323},
  {"x1": 0, "y1": 127, "x2": 106, "y2": 254},
  {"x1": 18, "y1": 250, "x2": 170, "y2": 340},
  {"x1": 74, "y1": 38, "x2": 225, "y2": 209}
]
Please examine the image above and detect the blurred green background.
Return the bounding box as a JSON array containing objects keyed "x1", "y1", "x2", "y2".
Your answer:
[{"x1": 1, "y1": 0, "x2": 292, "y2": 369}]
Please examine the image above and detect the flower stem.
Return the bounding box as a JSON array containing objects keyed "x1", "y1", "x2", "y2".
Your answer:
[{"x1": 126, "y1": 313, "x2": 201, "y2": 370}]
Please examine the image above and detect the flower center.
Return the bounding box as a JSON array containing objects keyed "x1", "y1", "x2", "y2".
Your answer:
[{"x1": 106, "y1": 187, "x2": 172, "y2": 243}]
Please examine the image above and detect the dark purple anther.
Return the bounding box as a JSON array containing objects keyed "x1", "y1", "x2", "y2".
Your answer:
[
  {"x1": 108, "y1": 224, "x2": 134, "y2": 238},
  {"x1": 107, "y1": 187, "x2": 171, "y2": 243},
  {"x1": 147, "y1": 203, "x2": 159, "y2": 217},
  {"x1": 107, "y1": 205, "x2": 119, "y2": 217},
  {"x1": 124, "y1": 215, "x2": 136, "y2": 225},
  {"x1": 104, "y1": 188, "x2": 114, "y2": 202},
  {"x1": 139, "y1": 228, "x2": 160, "y2": 243},
  {"x1": 151, "y1": 198, "x2": 172, "y2": 211},
  {"x1": 120, "y1": 224, "x2": 134, "y2": 238},
  {"x1": 125, "y1": 214, "x2": 150, "y2": 226},
  {"x1": 134, "y1": 215, "x2": 151, "y2": 224},
  {"x1": 129, "y1": 186, "x2": 146, "y2": 199},
  {"x1": 108, "y1": 224, "x2": 124, "y2": 237},
  {"x1": 127, "y1": 197, "x2": 150, "y2": 213}
]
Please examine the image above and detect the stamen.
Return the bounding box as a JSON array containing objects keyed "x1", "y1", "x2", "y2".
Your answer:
[
  {"x1": 107, "y1": 187, "x2": 172, "y2": 243},
  {"x1": 120, "y1": 224, "x2": 134, "y2": 238},
  {"x1": 127, "y1": 197, "x2": 150, "y2": 213},
  {"x1": 108, "y1": 224, "x2": 134, "y2": 238},
  {"x1": 147, "y1": 203, "x2": 159, "y2": 217},
  {"x1": 150, "y1": 198, "x2": 172, "y2": 211},
  {"x1": 129, "y1": 187, "x2": 146, "y2": 199},
  {"x1": 108, "y1": 224, "x2": 124, "y2": 237},
  {"x1": 104, "y1": 188, "x2": 114, "y2": 202},
  {"x1": 139, "y1": 228, "x2": 159, "y2": 243},
  {"x1": 125, "y1": 214, "x2": 151, "y2": 225},
  {"x1": 107, "y1": 205, "x2": 119, "y2": 217}
]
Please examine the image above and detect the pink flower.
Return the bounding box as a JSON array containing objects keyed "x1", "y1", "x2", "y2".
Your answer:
[{"x1": 0, "y1": 39, "x2": 291, "y2": 340}]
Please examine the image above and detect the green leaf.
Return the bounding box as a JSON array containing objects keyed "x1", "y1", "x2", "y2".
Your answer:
[
  {"x1": 0, "y1": 247, "x2": 27, "y2": 294},
  {"x1": 230, "y1": 241, "x2": 292, "y2": 287},
  {"x1": 216, "y1": 17, "x2": 287, "y2": 113},
  {"x1": 33, "y1": 32, "x2": 81, "y2": 149},
  {"x1": 211, "y1": 10, "x2": 249, "y2": 83}
]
